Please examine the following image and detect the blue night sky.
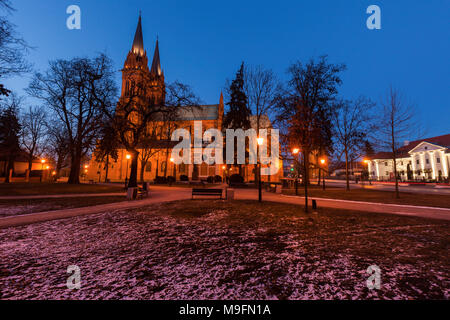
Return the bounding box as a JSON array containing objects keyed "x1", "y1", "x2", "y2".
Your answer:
[{"x1": 4, "y1": 0, "x2": 450, "y2": 137}]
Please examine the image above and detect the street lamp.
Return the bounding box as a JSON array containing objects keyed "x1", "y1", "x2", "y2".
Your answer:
[
  {"x1": 363, "y1": 158, "x2": 371, "y2": 185},
  {"x1": 125, "y1": 154, "x2": 131, "y2": 188},
  {"x1": 292, "y1": 148, "x2": 300, "y2": 195},
  {"x1": 170, "y1": 158, "x2": 176, "y2": 182},
  {"x1": 222, "y1": 165, "x2": 226, "y2": 183},
  {"x1": 40, "y1": 159, "x2": 46, "y2": 183},
  {"x1": 257, "y1": 137, "x2": 264, "y2": 203},
  {"x1": 319, "y1": 157, "x2": 326, "y2": 190}
]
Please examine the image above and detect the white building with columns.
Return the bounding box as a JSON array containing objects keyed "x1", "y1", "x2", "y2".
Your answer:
[{"x1": 368, "y1": 134, "x2": 450, "y2": 182}]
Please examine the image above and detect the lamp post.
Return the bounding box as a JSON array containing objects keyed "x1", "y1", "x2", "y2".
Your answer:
[
  {"x1": 257, "y1": 137, "x2": 264, "y2": 203},
  {"x1": 292, "y1": 148, "x2": 300, "y2": 196},
  {"x1": 363, "y1": 159, "x2": 370, "y2": 185},
  {"x1": 125, "y1": 154, "x2": 131, "y2": 188},
  {"x1": 222, "y1": 165, "x2": 226, "y2": 184},
  {"x1": 320, "y1": 158, "x2": 326, "y2": 190},
  {"x1": 170, "y1": 158, "x2": 176, "y2": 185},
  {"x1": 40, "y1": 159, "x2": 46, "y2": 183}
]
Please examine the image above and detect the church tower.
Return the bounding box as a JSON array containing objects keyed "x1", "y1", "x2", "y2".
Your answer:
[{"x1": 121, "y1": 14, "x2": 165, "y2": 105}]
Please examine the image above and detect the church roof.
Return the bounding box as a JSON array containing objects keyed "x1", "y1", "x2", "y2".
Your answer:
[
  {"x1": 132, "y1": 15, "x2": 144, "y2": 56},
  {"x1": 151, "y1": 39, "x2": 162, "y2": 76},
  {"x1": 175, "y1": 105, "x2": 219, "y2": 121}
]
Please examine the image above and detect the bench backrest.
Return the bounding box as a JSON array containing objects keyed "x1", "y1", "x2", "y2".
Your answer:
[{"x1": 192, "y1": 188, "x2": 222, "y2": 194}]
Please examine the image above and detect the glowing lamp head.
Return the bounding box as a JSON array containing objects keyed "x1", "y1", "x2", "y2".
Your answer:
[
  {"x1": 257, "y1": 137, "x2": 264, "y2": 146},
  {"x1": 170, "y1": 158, "x2": 174, "y2": 163},
  {"x1": 126, "y1": 154, "x2": 131, "y2": 160},
  {"x1": 292, "y1": 148, "x2": 300, "y2": 155},
  {"x1": 46, "y1": 165, "x2": 50, "y2": 170},
  {"x1": 320, "y1": 159, "x2": 326, "y2": 165},
  {"x1": 222, "y1": 166, "x2": 226, "y2": 170},
  {"x1": 41, "y1": 159, "x2": 46, "y2": 164},
  {"x1": 364, "y1": 159, "x2": 370, "y2": 164}
]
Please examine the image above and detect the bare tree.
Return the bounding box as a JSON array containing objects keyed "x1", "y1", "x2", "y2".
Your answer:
[
  {"x1": 244, "y1": 65, "x2": 280, "y2": 183},
  {"x1": 276, "y1": 56, "x2": 345, "y2": 212},
  {"x1": 28, "y1": 54, "x2": 118, "y2": 184},
  {"x1": 379, "y1": 87, "x2": 418, "y2": 198},
  {"x1": 332, "y1": 97, "x2": 376, "y2": 190},
  {"x1": 21, "y1": 105, "x2": 47, "y2": 178},
  {"x1": 0, "y1": 0, "x2": 30, "y2": 85},
  {"x1": 99, "y1": 79, "x2": 199, "y2": 188},
  {"x1": 45, "y1": 123, "x2": 70, "y2": 179}
]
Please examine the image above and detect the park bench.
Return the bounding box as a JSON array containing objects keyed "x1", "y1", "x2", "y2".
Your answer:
[
  {"x1": 192, "y1": 188, "x2": 223, "y2": 200},
  {"x1": 137, "y1": 183, "x2": 150, "y2": 199}
]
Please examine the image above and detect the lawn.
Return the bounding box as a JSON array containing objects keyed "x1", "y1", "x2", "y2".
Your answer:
[
  {"x1": 0, "y1": 183, "x2": 124, "y2": 196},
  {"x1": 0, "y1": 200, "x2": 448, "y2": 300},
  {"x1": 283, "y1": 186, "x2": 450, "y2": 209},
  {"x1": 0, "y1": 196, "x2": 127, "y2": 218}
]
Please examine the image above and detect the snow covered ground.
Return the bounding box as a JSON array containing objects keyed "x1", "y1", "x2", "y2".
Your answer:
[{"x1": 0, "y1": 200, "x2": 448, "y2": 300}]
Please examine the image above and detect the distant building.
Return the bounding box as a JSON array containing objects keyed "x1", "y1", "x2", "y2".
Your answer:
[
  {"x1": 368, "y1": 134, "x2": 450, "y2": 181},
  {"x1": 0, "y1": 149, "x2": 42, "y2": 178}
]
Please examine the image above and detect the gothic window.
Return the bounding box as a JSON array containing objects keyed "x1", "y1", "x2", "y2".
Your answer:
[
  {"x1": 437, "y1": 158, "x2": 441, "y2": 164},
  {"x1": 426, "y1": 158, "x2": 429, "y2": 164},
  {"x1": 180, "y1": 163, "x2": 186, "y2": 173}
]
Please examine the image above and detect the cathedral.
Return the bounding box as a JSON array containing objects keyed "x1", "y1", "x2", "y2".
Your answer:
[{"x1": 87, "y1": 15, "x2": 283, "y2": 184}]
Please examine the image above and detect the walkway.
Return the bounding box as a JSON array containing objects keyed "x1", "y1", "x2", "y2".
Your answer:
[
  {"x1": 0, "y1": 193, "x2": 126, "y2": 200},
  {"x1": 235, "y1": 189, "x2": 450, "y2": 221},
  {"x1": 0, "y1": 187, "x2": 191, "y2": 229},
  {"x1": 1, "y1": 186, "x2": 449, "y2": 229}
]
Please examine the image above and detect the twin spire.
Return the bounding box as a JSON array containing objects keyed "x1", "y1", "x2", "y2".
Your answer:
[{"x1": 131, "y1": 14, "x2": 162, "y2": 76}]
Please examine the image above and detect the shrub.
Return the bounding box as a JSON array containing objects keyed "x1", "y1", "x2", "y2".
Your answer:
[
  {"x1": 214, "y1": 175, "x2": 222, "y2": 183},
  {"x1": 167, "y1": 176, "x2": 176, "y2": 184},
  {"x1": 206, "y1": 176, "x2": 214, "y2": 183},
  {"x1": 180, "y1": 175, "x2": 189, "y2": 182},
  {"x1": 154, "y1": 176, "x2": 167, "y2": 184},
  {"x1": 229, "y1": 174, "x2": 244, "y2": 184}
]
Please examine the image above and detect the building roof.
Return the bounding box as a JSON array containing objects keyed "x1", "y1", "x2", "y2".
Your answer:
[
  {"x1": 370, "y1": 134, "x2": 450, "y2": 160},
  {"x1": 132, "y1": 15, "x2": 145, "y2": 56},
  {"x1": 175, "y1": 105, "x2": 219, "y2": 121},
  {"x1": 151, "y1": 39, "x2": 162, "y2": 76}
]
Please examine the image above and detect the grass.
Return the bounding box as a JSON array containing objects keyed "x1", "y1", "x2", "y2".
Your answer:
[
  {"x1": 1, "y1": 200, "x2": 448, "y2": 299},
  {"x1": 282, "y1": 186, "x2": 450, "y2": 208},
  {"x1": 0, "y1": 196, "x2": 126, "y2": 217},
  {"x1": 0, "y1": 183, "x2": 124, "y2": 196}
]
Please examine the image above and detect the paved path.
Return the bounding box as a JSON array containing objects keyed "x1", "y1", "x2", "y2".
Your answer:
[
  {"x1": 0, "y1": 193, "x2": 126, "y2": 200},
  {"x1": 234, "y1": 189, "x2": 450, "y2": 221},
  {"x1": 0, "y1": 187, "x2": 191, "y2": 229},
  {"x1": 1, "y1": 186, "x2": 449, "y2": 229},
  {"x1": 323, "y1": 180, "x2": 450, "y2": 195}
]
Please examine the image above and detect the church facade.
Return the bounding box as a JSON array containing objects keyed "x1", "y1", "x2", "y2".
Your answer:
[{"x1": 87, "y1": 16, "x2": 283, "y2": 184}]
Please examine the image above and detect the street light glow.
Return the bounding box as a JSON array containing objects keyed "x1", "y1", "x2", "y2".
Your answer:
[
  {"x1": 320, "y1": 158, "x2": 326, "y2": 165},
  {"x1": 292, "y1": 148, "x2": 300, "y2": 155},
  {"x1": 170, "y1": 158, "x2": 174, "y2": 163},
  {"x1": 126, "y1": 154, "x2": 131, "y2": 160},
  {"x1": 257, "y1": 137, "x2": 264, "y2": 146},
  {"x1": 41, "y1": 159, "x2": 46, "y2": 164}
]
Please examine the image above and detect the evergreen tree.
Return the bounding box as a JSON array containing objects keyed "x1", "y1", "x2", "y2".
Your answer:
[
  {"x1": 224, "y1": 63, "x2": 251, "y2": 130},
  {"x1": 0, "y1": 101, "x2": 21, "y2": 183}
]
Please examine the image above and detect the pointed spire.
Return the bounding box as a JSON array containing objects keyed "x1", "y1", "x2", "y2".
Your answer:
[
  {"x1": 132, "y1": 14, "x2": 144, "y2": 56},
  {"x1": 151, "y1": 39, "x2": 162, "y2": 76}
]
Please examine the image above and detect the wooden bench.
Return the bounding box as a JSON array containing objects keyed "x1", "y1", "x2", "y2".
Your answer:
[
  {"x1": 192, "y1": 188, "x2": 223, "y2": 200},
  {"x1": 137, "y1": 183, "x2": 150, "y2": 199}
]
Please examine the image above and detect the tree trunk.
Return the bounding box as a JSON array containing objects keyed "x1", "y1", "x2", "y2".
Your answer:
[
  {"x1": 128, "y1": 150, "x2": 139, "y2": 188},
  {"x1": 345, "y1": 148, "x2": 350, "y2": 191},
  {"x1": 303, "y1": 151, "x2": 309, "y2": 213},
  {"x1": 4, "y1": 156, "x2": 14, "y2": 183},
  {"x1": 68, "y1": 153, "x2": 81, "y2": 184},
  {"x1": 104, "y1": 155, "x2": 109, "y2": 183},
  {"x1": 139, "y1": 159, "x2": 146, "y2": 183}
]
